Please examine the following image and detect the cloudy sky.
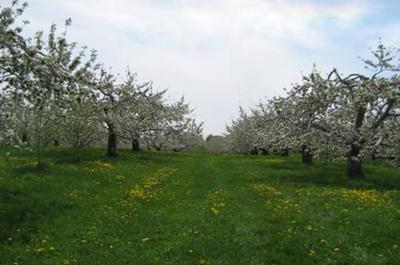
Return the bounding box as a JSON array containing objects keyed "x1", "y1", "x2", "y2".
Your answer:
[{"x1": 15, "y1": 0, "x2": 400, "y2": 135}]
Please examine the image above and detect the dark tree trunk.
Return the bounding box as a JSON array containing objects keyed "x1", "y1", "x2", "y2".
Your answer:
[
  {"x1": 347, "y1": 157, "x2": 363, "y2": 178},
  {"x1": 53, "y1": 139, "x2": 59, "y2": 146},
  {"x1": 22, "y1": 132, "x2": 28, "y2": 143},
  {"x1": 249, "y1": 148, "x2": 258, "y2": 155},
  {"x1": 347, "y1": 144, "x2": 364, "y2": 178},
  {"x1": 131, "y1": 139, "x2": 140, "y2": 152},
  {"x1": 75, "y1": 147, "x2": 81, "y2": 163},
  {"x1": 35, "y1": 133, "x2": 43, "y2": 169},
  {"x1": 260, "y1": 148, "x2": 269, "y2": 155},
  {"x1": 301, "y1": 145, "x2": 313, "y2": 164},
  {"x1": 281, "y1": 148, "x2": 289, "y2": 157},
  {"x1": 106, "y1": 124, "x2": 118, "y2": 157},
  {"x1": 346, "y1": 106, "x2": 366, "y2": 178}
]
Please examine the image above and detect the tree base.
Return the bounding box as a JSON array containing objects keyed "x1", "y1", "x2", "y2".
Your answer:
[
  {"x1": 131, "y1": 139, "x2": 140, "y2": 152},
  {"x1": 106, "y1": 130, "x2": 118, "y2": 157},
  {"x1": 347, "y1": 157, "x2": 364, "y2": 178},
  {"x1": 301, "y1": 146, "x2": 313, "y2": 164},
  {"x1": 302, "y1": 153, "x2": 313, "y2": 164},
  {"x1": 281, "y1": 149, "x2": 289, "y2": 157}
]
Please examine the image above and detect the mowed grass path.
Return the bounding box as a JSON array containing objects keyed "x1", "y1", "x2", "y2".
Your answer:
[{"x1": 1, "y1": 148, "x2": 400, "y2": 265}]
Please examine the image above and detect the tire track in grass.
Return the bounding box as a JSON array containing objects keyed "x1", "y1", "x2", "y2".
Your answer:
[
  {"x1": 163, "y1": 154, "x2": 278, "y2": 265},
  {"x1": 143, "y1": 153, "x2": 221, "y2": 264}
]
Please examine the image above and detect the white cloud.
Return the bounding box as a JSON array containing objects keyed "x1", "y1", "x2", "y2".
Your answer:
[
  {"x1": 54, "y1": 0, "x2": 369, "y2": 49},
  {"x1": 24, "y1": 0, "x2": 371, "y2": 134}
]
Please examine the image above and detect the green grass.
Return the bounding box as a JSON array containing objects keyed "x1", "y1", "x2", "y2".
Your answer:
[{"x1": 1, "y1": 148, "x2": 400, "y2": 265}]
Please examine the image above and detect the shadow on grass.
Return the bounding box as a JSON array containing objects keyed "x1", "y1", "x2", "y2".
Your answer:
[
  {"x1": 48, "y1": 147, "x2": 105, "y2": 164},
  {"x1": 0, "y1": 186, "x2": 76, "y2": 243},
  {"x1": 259, "y1": 156, "x2": 400, "y2": 191},
  {"x1": 11, "y1": 161, "x2": 52, "y2": 176}
]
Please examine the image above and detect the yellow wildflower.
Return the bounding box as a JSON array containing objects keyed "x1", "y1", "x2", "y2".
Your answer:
[
  {"x1": 254, "y1": 183, "x2": 281, "y2": 196},
  {"x1": 35, "y1": 247, "x2": 46, "y2": 253}
]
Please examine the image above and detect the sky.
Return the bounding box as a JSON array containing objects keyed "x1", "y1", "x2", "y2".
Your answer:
[{"x1": 7, "y1": 0, "x2": 400, "y2": 135}]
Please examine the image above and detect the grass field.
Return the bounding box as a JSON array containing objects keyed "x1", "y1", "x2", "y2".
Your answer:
[{"x1": 1, "y1": 148, "x2": 400, "y2": 265}]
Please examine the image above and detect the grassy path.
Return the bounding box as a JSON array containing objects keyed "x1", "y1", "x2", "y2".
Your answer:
[{"x1": 1, "y1": 149, "x2": 400, "y2": 264}]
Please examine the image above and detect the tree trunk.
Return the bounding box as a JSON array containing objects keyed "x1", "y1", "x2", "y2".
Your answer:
[
  {"x1": 36, "y1": 144, "x2": 43, "y2": 169},
  {"x1": 53, "y1": 139, "x2": 59, "y2": 146},
  {"x1": 281, "y1": 148, "x2": 289, "y2": 157},
  {"x1": 75, "y1": 147, "x2": 81, "y2": 163},
  {"x1": 106, "y1": 124, "x2": 118, "y2": 157},
  {"x1": 260, "y1": 148, "x2": 269, "y2": 155},
  {"x1": 346, "y1": 144, "x2": 364, "y2": 178},
  {"x1": 22, "y1": 132, "x2": 28, "y2": 143},
  {"x1": 36, "y1": 131, "x2": 43, "y2": 169},
  {"x1": 301, "y1": 145, "x2": 313, "y2": 164},
  {"x1": 131, "y1": 138, "x2": 140, "y2": 152},
  {"x1": 249, "y1": 148, "x2": 258, "y2": 155}
]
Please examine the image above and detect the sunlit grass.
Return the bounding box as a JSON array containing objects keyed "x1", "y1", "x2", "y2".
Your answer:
[{"x1": 1, "y1": 148, "x2": 400, "y2": 264}]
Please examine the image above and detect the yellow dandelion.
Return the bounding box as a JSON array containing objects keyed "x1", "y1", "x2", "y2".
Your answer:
[
  {"x1": 211, "y1": 207, "x2": 219, "y2": 214},
  {"x1": 35, "y1": 247, "x2": 46, "y2": 253}
]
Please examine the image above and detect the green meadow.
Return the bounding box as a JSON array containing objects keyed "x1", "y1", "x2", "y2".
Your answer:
[{"x1": 1, "y1": 148, "x2": 400, "y2": 265}]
